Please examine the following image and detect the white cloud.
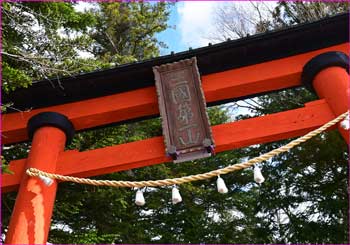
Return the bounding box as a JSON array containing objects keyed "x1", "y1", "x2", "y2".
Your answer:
[
  {"x1": 176, "y1": 1, "x2": 277, "y2": 49},
  {"x1": 74, "y1": 1, "x2": 97, "y2": 12},
  {"x1": 177, "y1": 1, "x2": 222, "y2": 48}
]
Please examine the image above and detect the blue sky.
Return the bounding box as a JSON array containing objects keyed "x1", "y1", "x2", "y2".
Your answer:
[
  {"x1": 156, "y1": 1, "x2": 222, "y2": 55},
  {"x1": 76, "y1": 1, "x2": 225, "y2": 55},
  {"x1": 155, "y1": 1, "x2": 276, "y2": 55},
  {"x1": 76, "y1": 1, "x2": 276, "y2": 56},
  {"x1": 156, "y1": 3, "x2": 183, "y2": 55}
]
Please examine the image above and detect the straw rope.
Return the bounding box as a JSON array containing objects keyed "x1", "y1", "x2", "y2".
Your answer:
[{"x1": 26, "y1": 111, "x2": 349, "y2": 188}]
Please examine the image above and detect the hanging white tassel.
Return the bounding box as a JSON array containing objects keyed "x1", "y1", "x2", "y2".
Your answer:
[
  {"x1": 135, "y1": 189, "x2": 145, "y2": 206},
  {"x1": 340, "y1": 115, "x2": 350, "y2": 130},
  {"x1": 39, "y1": 175, "x2": 53, "y2": 186},
  {"x1": 216, "y1": 175, "x2": 228, "y2": 193},
  {"x1": 254, "y1": 165, "x2": 265, "y2": 184},
  {"x1": 172, "y1": 186, "x2": 182, "y2": 204}
]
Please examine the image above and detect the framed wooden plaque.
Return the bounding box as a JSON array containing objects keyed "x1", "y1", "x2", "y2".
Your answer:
[{"x1": 153, "y1": 57, "x2": 215, "y2": 163}]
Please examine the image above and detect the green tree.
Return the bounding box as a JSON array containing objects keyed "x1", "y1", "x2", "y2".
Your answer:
[
  {"x1": 1, "y1": 2, "x2": 97, "y2": 94},
  {"x1": 211, "y1": 1, "x2": 349, "y2": 243},
  {"x1": 1, "y1": 1, "x2": 172, "y2": 243},
  {"x1": 234, "y1": 88, "x2": 348, "y2": 243},
  {"x1": 272, "y1": 1, "x2": 349, "y2": 27},
  {"x1": 90, "y1": 2, "x2": 170, "y2": 64}
]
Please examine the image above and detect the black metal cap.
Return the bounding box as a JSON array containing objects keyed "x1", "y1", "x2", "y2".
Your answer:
[
  {"x1": 301, "y1": 51, "x2": 349, "y2": 92},
  {"x1": 27, "y1": 112, "x2": 75, "y2": 145}
]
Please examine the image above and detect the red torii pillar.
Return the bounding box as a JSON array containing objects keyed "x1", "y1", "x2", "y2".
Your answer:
[
  {"x1": 302, "y1": 51, "x2": 349, "y2": 144},
  {"x1": 5, "y1": 112, "x2": 75, "y2": 244},
  {"x1": 4, "y1": 52, "x2": 349, "y2": 244}
]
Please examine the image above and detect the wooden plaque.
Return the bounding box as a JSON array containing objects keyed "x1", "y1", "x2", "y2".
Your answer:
[{"x1": 153, "y1": 57, "x2": 215, "y2": 163}]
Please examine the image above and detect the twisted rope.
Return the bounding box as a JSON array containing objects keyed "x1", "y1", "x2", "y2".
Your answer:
[{"x1": 26, "y1": 111, "x2": 349, "y2": 188}]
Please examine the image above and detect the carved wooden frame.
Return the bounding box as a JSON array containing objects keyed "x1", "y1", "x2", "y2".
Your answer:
[{"x1": 153, "y1": 57, "x2": 215, "y2": 163}]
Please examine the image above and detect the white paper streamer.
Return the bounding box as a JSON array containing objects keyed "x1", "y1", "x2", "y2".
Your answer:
[
  {"x1": 39, "y1": 175, "x2": 54, "y2": 186},
  {"x1": 217, "y1": 176, "x2": 228, "y2": 193},
  {"x1": 340, "y1": 116, "x2": 350, "y2": 130},
  {"x1": 172, "y1": 186, "x2": 182, "y2": 204},
  {"x1": 135, "y1": 189, "x2": 145, "y2": 206},
  {"x1": 254, "y1": 165, "x2": 265, "y2": 184}
]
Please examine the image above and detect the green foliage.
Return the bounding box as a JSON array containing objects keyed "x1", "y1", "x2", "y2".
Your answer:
[
  {"x1": 1, "y1": 1, "x2": 171, "y2": 174},
  {"x1": 272, "y1": 1, "x2": 349, "y2": 28},
  {"x1": 233, "y1": 88, "x2": 348, "y2": 243},
  {"x1": 1, "y1": 2, "x2": 98, "y2": 93},
  {"x1": 2, "y1": 62, "x2": 31, "y2": 93},
  {"x1": 90, "y1": 2, "x2": 170, "y2": 64},
  {"x1": 1, "y1": 1, "x2": 171, "y2": 95},
  {"x1": 1, "y1": 155, "x2": 13, "y2": 174},
  {"x1": 207, "y1": 106, "x2": 230, "y2": 125}
]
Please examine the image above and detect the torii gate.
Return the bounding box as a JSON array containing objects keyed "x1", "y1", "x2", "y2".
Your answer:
[{"x1": 2, "y1": 13, "x2": 349, "y2": 244}]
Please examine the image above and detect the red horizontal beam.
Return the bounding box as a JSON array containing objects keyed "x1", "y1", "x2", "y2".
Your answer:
[
  {"x1": 2, "y1": 43, "x2": 348, "y2": 145},
  {"x1": 2, "y1": 99, "x2": 335, "y2": 193}
]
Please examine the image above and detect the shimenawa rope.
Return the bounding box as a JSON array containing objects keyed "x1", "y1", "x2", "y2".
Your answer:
[{"x1": 26, "y1": 111, "x2": 349, "y2": 188}]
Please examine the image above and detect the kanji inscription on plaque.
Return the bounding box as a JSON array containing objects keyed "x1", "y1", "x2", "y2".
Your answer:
[{"x1": 153, "y1": 57, "x2": 215, "y2": 163}]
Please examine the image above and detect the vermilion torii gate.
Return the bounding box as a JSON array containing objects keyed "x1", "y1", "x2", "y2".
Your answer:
[{"x1": 2, "y1": 13, "x2": 349, "y2": 244}]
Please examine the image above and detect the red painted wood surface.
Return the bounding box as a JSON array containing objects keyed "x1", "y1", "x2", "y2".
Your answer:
[
  {"x1": 5, "y1": 127, "x2": 66, "y2": 244},
  {"x1": 313, "y1": 67, "x2": 350, "y2": 143},
  {"x1": 2, "y1": 43, "x2": 348, "y2": 145},
  {"x1": 2, "y1": 99, "x2": 335, "y2": 193}
]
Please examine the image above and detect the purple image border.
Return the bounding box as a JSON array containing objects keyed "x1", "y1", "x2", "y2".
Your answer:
[{"x1": 0, "y1": 0, "x2": 349, "y2": 244}]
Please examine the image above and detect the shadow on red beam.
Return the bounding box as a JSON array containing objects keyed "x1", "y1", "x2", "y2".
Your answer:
[
  {"x1": 1, "y1": 99, "x2": 335, "y2": 193},
  {"x1": 2, "y1": 43, "x2": 348, "y2": 145}
]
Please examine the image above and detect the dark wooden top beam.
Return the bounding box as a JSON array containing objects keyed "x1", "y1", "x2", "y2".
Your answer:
[{"x1": 3, "y1": 13, "x2": 349, "y2": 112}]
